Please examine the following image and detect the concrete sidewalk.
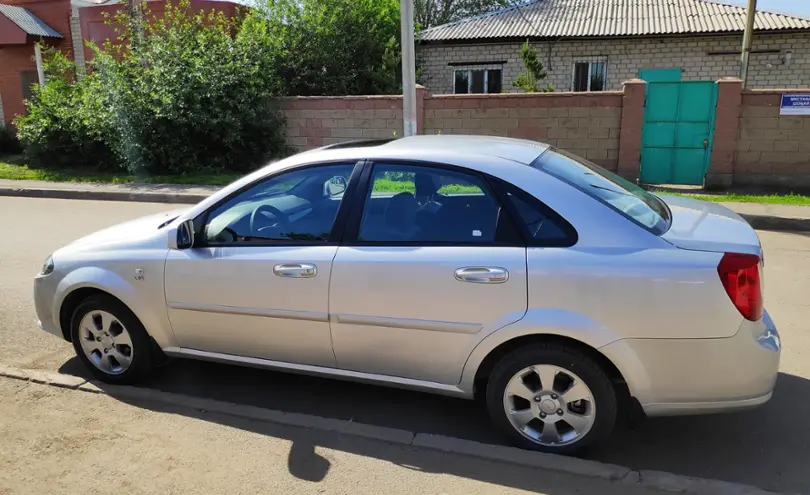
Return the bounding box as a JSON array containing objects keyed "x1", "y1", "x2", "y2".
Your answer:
[
  {"x1": 0, "y1": 179, "x2": 218, "y2": 204},
  {"x1": 1, "y1": 178, "x2": 809, "y2": 232}
]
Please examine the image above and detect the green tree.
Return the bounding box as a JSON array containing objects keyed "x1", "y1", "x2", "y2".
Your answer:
[
  {"x1": 91, "y1": 0, "x2": 287, "y2": 175},
  {"x1": 512, "y1": 40, "x2": 553, "y2": 93},
  {"x1": 252, "y1": 0, "x2": 405, "y2": 96}
]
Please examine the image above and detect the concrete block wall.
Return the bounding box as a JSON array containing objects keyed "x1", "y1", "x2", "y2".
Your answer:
[
  {"x1": 279, "y1": 96, "x2": 403, "y2": 150},
  {"x1": 423, "y1": 92, "x2": 623, "y2": 170},
  {"x1": 279, "y1": 81, "x2": 810, "y2": 189},
  {"x1": 420, "y1": 33, "x2": 810, "y2": 94},
  {"x1": 734, "y1": 90, "x2": 810, "y2": 187}
]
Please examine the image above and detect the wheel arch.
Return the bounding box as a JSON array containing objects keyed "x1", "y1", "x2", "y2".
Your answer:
[
  {"x1": 54, "y1": 266, "x2": 177, "y2": 349},
  {"x1": 471, "y1": 334, "x2": 629, "y2": 401},
  {"x1": 59, "y1": 287, "x2": 107, "y2": 341}
]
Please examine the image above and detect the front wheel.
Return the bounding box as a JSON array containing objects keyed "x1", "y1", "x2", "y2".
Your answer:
[
  {"x1": 70, "y1": 294, "x2": 155, "y2": 384},
  {"x1": 485, "y1": 343, "x2": 617, "y2": 456}
]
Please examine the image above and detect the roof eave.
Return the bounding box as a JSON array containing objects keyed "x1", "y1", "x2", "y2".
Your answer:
[{"x1": 419, "y1": 28, "x2": 810, "y2": 45}]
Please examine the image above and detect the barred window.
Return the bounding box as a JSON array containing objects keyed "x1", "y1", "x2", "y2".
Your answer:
[
  {"x1": 453, "y1": 67, "x2": 503, "y2": 94},
  {"x1": 572, "y1": 57, "x2": 607, "y2": 92}
]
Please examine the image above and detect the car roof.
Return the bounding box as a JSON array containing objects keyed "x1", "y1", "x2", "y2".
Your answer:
[{"x1": 300, "y1": 135, "x2": 551, "y2": 170}]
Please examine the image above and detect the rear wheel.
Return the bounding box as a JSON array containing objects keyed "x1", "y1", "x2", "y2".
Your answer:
[
  {"x1": 485, "y1": 343, "x2": 617, "y2": 456},
  {"x1": 70, "y1": 294, "x2": 155, "y2": 384}
]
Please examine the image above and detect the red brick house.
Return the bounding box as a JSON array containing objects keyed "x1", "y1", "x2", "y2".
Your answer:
[{"x1": 0, "y1": 0, "x2": 241, "y2": 127}]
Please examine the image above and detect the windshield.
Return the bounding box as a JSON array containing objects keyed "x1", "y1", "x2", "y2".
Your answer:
[{"x1": 533, "y1": 148, "x2": 671, "y2": 235}]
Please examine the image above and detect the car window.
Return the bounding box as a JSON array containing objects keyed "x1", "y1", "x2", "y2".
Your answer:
[
  {"x1": 500, "y1": 184, "x2": 577, "y2": 247},
  {"x1": 358, "y1": 163, "x2": 502, "y2": 243},
  {"x1": 204, "y1": 164, "x2": 355, "y2": 244},
  {"x1": 533, "y1": 148, "x2": 671, "y2": 235}
]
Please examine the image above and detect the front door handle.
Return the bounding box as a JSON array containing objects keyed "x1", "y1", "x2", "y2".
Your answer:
[
  {"x1": 703, "y1": 138, "x2": 709, "y2": 149},
  {"x1": 454, "y1": 267, "x2": 509, "y2": 284},
  {"x1": 273, "y1": 263, "x2": 317, "y2": 278}
]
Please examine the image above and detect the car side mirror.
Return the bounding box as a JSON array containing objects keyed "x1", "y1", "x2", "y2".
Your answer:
[
  {"x1": 324, "y1": 176, "x2": 348, "y2": 197},
  {"x1": 168, "y1": 220, "x2": 195, "y2": 250}
]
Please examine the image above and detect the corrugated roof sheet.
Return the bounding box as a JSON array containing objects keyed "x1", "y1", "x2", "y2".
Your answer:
[
  {"x1": 419, "y1": 0, "x2": 810, "y2": 41},
  {"x1": 0, "y1": 3, "x2": 63, "y2": 38}
]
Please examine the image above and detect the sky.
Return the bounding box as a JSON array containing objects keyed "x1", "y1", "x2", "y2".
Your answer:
[{"x1": 724, "y1": 0, "x2": 810, "y2": 18}]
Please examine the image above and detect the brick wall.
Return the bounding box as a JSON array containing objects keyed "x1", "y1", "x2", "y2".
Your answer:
[
  {"x1": 423, "y1": 92, "x2": 622, "y2": 169},
  {"x1": 735, "y1": 90, "x2": 810, "y2": 187},
  {"x1": 420, "y1": 33, "x2": 810, "y2": 94},
  {"x1": 279, "y1": 96, "x2": 403, "y2": 150}
]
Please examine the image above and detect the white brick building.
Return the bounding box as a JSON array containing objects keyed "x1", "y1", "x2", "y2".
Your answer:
[{"x1": 418, "y1": 0, "x2": 810, "y2": 94}]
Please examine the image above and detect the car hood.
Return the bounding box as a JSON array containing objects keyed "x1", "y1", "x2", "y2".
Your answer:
[
  {"x1": 657, "y1": 194, "x2": 761, "y2": 256},
  {"x1": 64, "y1": 208, "x2": 189, "y2": 250}
]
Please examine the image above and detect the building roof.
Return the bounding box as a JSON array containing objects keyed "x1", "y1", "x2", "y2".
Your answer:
[
  {"x1": 419, "y1": 0, "x2": 810, "y2": 42},
  {"x1": 0, "y1": 4, "x2": 62, "y2": 38}
]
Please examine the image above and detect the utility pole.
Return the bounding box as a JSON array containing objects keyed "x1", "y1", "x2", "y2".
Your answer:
[
  {"x1": 740, "y1": 0, "x2": 757, "y2": 89},
  {"x1": 400, "y1": 0, "x2": 417, "y2": 136}
]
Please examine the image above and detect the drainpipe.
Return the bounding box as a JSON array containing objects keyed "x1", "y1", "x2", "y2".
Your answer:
[
  {"x1": 34, "y1": 42, "x2": 45, "y2": 86},
  {"x1": 400, "y1": 0, "x2": 417, "y2": 137},
  {"x1": 740, "y1": 0, "x2": 758, "y2": 89}
]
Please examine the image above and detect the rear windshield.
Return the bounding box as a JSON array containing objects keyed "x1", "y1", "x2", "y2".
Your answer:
[{"x1": 533, "y1": 148, "x2": 671, "y2": 235}]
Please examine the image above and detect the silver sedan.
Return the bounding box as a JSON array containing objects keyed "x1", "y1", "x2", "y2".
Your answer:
[{"x1": 34, "y1": 135, "x2": 781, "y2": 455}]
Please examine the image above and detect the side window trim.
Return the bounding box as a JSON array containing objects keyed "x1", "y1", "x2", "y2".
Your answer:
[
  {"x1": 193, "y1": 160, "x2": 365, "y2": 248},
  {"x1": 340, "y1": 159, "x2": 524, "y2": 247},
  {"x1": 488, "y1": 177, "x2": 579, "y2": 248}
]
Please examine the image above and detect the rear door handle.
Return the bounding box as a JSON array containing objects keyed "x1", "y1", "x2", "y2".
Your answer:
[
  {"x1": 454, "y1": 267, "x2": 508, "y2": 284},
  {"x1": 273, "y1": 263, "x2": 317, "y2": 278}
]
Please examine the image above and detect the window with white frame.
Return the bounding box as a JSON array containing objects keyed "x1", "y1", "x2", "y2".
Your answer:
[
  {"x1": 572, "y1": 57, "x2": 607, "y2": 92},
  {"x1": 453, "y1": 67, "x2": 503, "y2": 94}
]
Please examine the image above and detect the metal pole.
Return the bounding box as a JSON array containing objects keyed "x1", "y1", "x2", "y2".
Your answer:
[
  {"x1": 34, "y1": 43, "x2": 45, "y2": 87},
  {"x1": 400, "y1": 0, "x2": 417, "y2": 136},
  {"x1": 740, "y1": 0, "x2": 757, "y2": 89}
]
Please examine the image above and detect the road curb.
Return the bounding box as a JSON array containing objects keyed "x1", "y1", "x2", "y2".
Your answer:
[
  {"x1": 411, "y1": 433, "x2": 631, "y2": 481},
  {"x1": 736, "y1": 213, "x2": 810, "y2": 233},
  {"x1": 0, "y1": 186, "x2": 206, "y2": 205},
  {"x1": 0, "y1": 366, "x2": 782, "y2": 494}
]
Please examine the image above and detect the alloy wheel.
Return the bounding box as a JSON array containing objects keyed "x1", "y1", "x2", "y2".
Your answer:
[
  {"x1": 502, "y1": 364, "x2": 596, "y2": 447},
  {"x1": 77, "y1": 310, "x2": 134, "y2": 375}
]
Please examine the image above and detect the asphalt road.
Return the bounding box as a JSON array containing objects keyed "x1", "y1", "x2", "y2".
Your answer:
[{"x1": 2, "y1": 196, "x2": 808, "y2": 493}]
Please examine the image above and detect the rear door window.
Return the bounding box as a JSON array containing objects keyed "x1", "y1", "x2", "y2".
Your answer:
[
  {"x1": 533, "y1": 148, "x2": 671, "y2": 235},
  {"x1": 357, "y1": 163, "x2": 517, "y2": 245}
]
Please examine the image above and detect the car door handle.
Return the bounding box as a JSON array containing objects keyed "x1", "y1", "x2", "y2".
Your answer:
[
  {"x1": 454, "y1": 267, "x2": 508, "y2": 284},
  {"x1": 273, "y1": 263, "x2": 317, "y2": 278}
]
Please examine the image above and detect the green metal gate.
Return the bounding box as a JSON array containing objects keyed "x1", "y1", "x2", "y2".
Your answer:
[{"x1": 639, "y1": 69, "x2": 718, "y2": 185}]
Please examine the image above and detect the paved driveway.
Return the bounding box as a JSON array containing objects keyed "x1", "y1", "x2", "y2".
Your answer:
[{"x1": 2, "y1": 196, "x2": 808, "y2": 493}]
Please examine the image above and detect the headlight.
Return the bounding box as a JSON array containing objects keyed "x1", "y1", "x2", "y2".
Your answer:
[{"x1": 41, "y1": 255, "x2": 54, "y2": 276}]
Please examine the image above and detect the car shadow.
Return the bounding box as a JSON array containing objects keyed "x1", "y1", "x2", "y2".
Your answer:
[{"x1": 59, "y1": 358, "x2": 810, "y2": 494}]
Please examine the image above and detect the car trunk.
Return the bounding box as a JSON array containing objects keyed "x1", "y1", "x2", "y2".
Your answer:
[{"x1": 657, "y1": 195, "x2": 762, "y2": 257}]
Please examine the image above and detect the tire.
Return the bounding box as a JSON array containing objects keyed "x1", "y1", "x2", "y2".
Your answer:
[
  {"x1": 70, "y1": 294, "x2": 155, "y2": 384},
  {"x1": 485, "y1": 343, "x2": 617, "y2": 456}
]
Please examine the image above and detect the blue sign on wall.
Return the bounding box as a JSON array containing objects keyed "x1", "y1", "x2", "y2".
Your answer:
[{"x1": 780, "y1": 94, "x2": 810, "y2": 116}]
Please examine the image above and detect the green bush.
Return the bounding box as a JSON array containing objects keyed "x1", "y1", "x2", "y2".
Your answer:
[
  {"x1": 92, "y1": 1, "x2": 288, "y2": 175},
  {"x1": 14, "y1": 48, "x2": 118, "y2": 169},
  {"x1": 0, "y1": 125, "x2": 22, "y2": 155},
  {"x1": 16, "y1": 2, "x2": 288, "y2": 176}
]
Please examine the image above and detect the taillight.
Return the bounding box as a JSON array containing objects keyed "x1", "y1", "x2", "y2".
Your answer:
[{"x1": 717, "y1": 253, "x2": 763, "y2": 321}]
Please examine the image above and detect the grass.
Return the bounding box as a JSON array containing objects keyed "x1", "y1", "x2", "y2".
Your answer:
[
  {"x1": 372, "y1": 178, "x2": 480, "y2": 195},
  {"x1": 0, "y1": 159, "x2": 240, "y2": 186},
  {"x1": 658, "y1": 191, "x2": 810, "y2": 206}
]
